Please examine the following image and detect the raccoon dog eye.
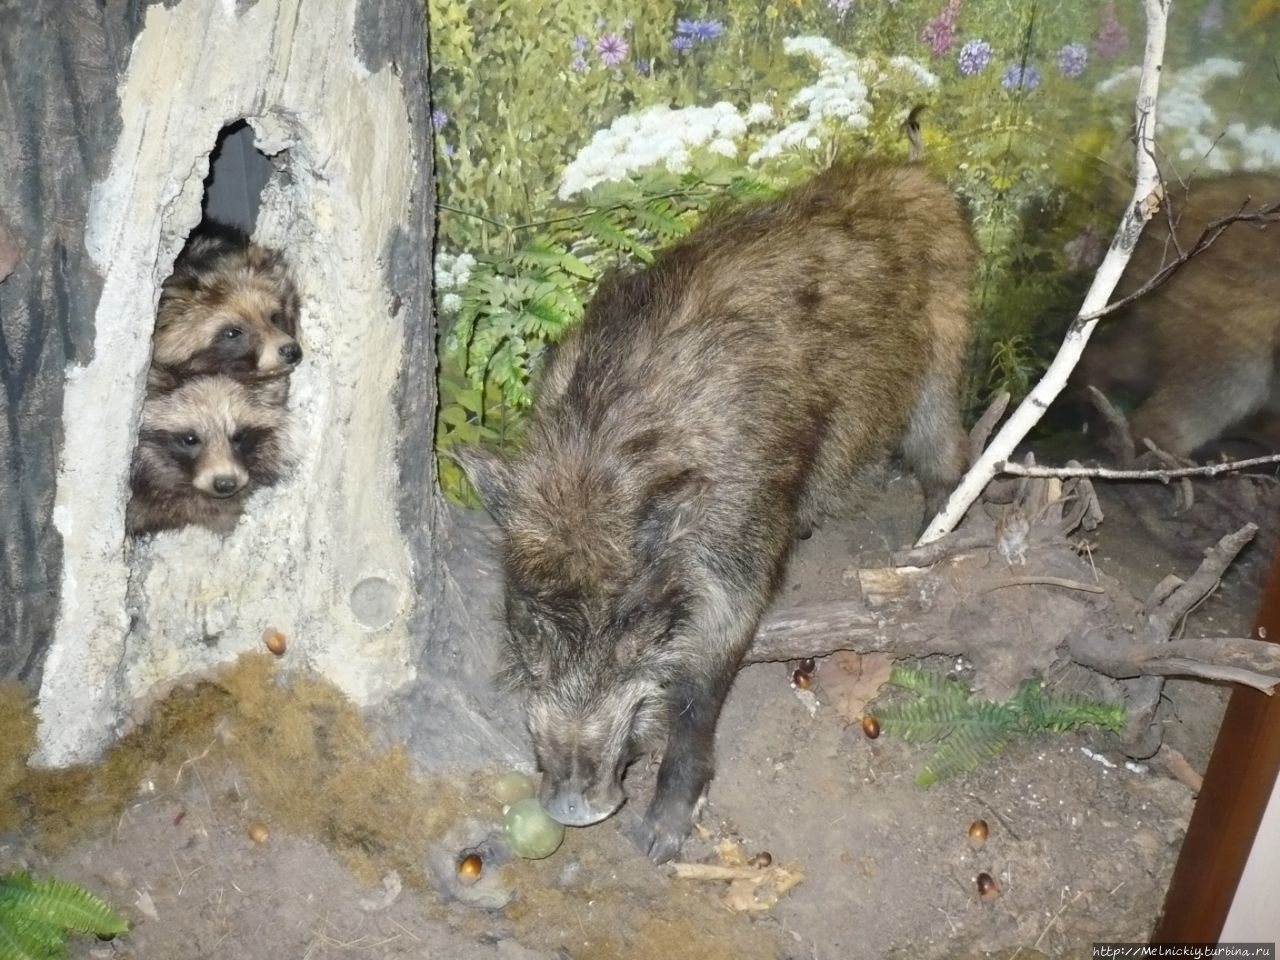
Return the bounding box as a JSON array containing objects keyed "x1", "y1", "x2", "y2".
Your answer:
[
  {"x1": 223, "y1": 327, "x2": 242, "y2": 339},
  {"x1": 182, "y1": 433, "x2": 200, "y2": 447}
]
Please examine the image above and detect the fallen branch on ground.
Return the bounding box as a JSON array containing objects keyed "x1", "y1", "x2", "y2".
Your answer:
[{"x1": 998, "y1": 454, "x2": 1280, "y2": 482}]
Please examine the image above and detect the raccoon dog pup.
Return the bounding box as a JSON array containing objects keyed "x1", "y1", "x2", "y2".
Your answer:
[
  {"x1": 127, "y1": 374, "x2": 289, "y2": 536},
  {"x1": 1072, "y1": 173, "x2": 1280, "y2": 457},
  {"x1": 455, "y1": 161, "x2": 976, "y2": 863},
  {"x1": 153, "y1": 222, "x2": 302, "y2": 404}
]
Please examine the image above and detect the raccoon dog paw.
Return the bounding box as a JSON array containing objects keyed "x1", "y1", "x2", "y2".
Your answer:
[{"x1": 634, "y1": 801, "x2": 696, "y2": 864}]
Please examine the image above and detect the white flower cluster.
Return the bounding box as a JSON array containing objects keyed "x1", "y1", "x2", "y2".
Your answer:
[
  {"x1": 435, "y1": 250, "x2": 476, "y2": 314},
  {"x1": 558, "y1": 102, "x2": 762, "y2": 199},
  {"x1": 748, "y1": 37, "x2": 937, "y2": 164},
  {"x1": 1096, "y1": 58, "x2": 1280, "y2": 173},
  {"x1": 555, "y1": 36, "x2": 939, "y2": 197}
]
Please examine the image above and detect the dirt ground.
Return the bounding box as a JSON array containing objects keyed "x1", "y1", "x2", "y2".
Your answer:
[{"x1": 6, "y1": 443, "x2": 1277, "y2": 960}]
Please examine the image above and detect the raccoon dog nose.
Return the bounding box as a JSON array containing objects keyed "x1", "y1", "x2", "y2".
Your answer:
[
  {"x1": 279, "y1": 342, "x2": 302, "y2": 364},
  {"x1": 212, "y1": 475, "x2": 241, "y2": 496}
]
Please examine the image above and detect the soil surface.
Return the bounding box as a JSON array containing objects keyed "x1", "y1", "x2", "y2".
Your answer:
[{"x1": 7, "y1": 449, "x2": 1277, "y2": 960}]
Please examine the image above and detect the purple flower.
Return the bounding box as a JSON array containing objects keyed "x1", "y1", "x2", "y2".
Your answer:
[
  {"x1": 1094, "y1": 1, "x2": 1128, "y2": 60},
  {"x1": 919, "y1": 0, "x2": 961, "y2": 56},
  {"x1": 595, "y1": 32, "x2": 629, "y2": 66},
  {"x1": 431, "y1": 108, "x2": 448, "y2": 129},
  {"x1": 634, "y1": 58, "x2": 652, "y2": 76},
  {"x1": 1001, "y1": 61, "x2": 1041, "y2": 90},
  {"x1": 1057, "y1": 41, "x2": 1087, "y2": 78},
  {"x1": 572, "y1": 33, "x2": 589, "y2": 51},
  {"x1": 571, "y1": 54, "x2": 588, "y2": 72},
  {"x1": 691, "y1": 19, "x2": 724, "y2": 41},
  {"x1": 827, "y1": 0, "x2": 853, "y2": 17},
  {"x1": 956, "y1": 38, "x2": 991, "y2": 75},
  {"x1": 675, "y1": 18, "x2": 698, "y2": 35},
  {"x1": 670, "y1": 34, "x2": 693, "y2": 52}
]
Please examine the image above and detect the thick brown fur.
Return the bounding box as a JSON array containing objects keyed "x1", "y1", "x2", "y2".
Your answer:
[
  {"x1": 152, "y1": 222, "x2": 302, "y2": 406},
  {"x1": 455, "y1": 160, "x2": 976, "y2": 863},
  {"x1": 1071, "y1": 174, "x2": 1280, "y2": 457},
  {"x1": 127, "y1": 375, "x2": 289, "y2": 537}
]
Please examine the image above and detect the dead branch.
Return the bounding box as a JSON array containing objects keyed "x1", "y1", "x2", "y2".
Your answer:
[
  {"x1": 1155, "y1": 744, "x2": 1204, "y2": 793},
  {"x1": 980, "y1": 577, "x2": 1104, "y2": 594},
  {"x1": 1078, "y1": 199, "x2": 1280, "y2": 323},
  {"x1": 1068, "y1": 633, "x2": 1280, "y2": 692},
  {"x1": 998, "y1": 454, "x2": 1280, "y2": 482},
  {"x1": 891, "y1": 529, "x2": 996, "y2": 567},
  {"x1": 969, "y1": 391, "x2": 1011, "y2": 463},
  {"x1": 918, "y1": 0, "x2": 1170, "y2": 544}
]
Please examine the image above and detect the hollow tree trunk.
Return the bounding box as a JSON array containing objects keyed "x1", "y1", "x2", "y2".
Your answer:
[{"x1": 0, "y1": 0, "x2": 520, "y2": 770}]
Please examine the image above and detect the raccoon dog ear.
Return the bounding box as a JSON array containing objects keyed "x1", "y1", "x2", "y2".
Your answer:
[{"x1": 449, "y1": 445, "x2": 513, "y2": 525}]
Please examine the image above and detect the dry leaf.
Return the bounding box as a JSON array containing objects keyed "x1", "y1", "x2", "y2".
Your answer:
[
  {"x1": 716, "y1": 837, "x2": 747, "y2": 866},
  {"x1": 818, "y1": 651, "x2": 894, "y2": 724}
]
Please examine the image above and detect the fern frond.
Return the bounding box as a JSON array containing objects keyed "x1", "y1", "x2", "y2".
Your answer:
[
  {"x1": 878, "y1": 695, "x2": 970, "y2": 744},
  {"x1": 887, "y1": 665, "x2": 970, "y2": 701},
  {"x1": 0, "y1": 873, "x2": 127, "y2": 937},
  {"x1": 918, "y1": 727, "x2": 1012, "y2": 787}
]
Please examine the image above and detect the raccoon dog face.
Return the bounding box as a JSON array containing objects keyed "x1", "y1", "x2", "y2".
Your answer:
[
  {"x1": 128, "y1": 375, "x2": 288, "y2": 535},
  {"x1": 153, "y1": 224, "x2": 302, "y2": 382}
]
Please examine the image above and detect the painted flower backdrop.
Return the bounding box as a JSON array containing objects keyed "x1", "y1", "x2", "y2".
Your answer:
[{"x1": 428, "y1": 0, "x2": 1280, "y2": 503}]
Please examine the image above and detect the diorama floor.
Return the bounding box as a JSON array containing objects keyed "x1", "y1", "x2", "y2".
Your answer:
[{"x1": 10, "y1": 450, "x2": 1278, "y2": 960}]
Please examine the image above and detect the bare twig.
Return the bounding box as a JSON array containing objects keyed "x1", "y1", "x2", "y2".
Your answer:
[
  {"x1": 1079, "y1": 200, "x2": 1280, "y2": 323},
  {"x1": 980, "y1": 576, "x2": 1105, "y2": 594},
  {"x1": 918, "y1": 0, "x2": 1170, "y2": 544},
  {"x1": 998, "y1": 454, "x2": 1280, "y2": 482},
  {"x1": 969, "y1": 391, "x2": 1011, "y2": 462},
  {"x1": 1156, "y1": 743, "x2": 1204, "y2": 793}
]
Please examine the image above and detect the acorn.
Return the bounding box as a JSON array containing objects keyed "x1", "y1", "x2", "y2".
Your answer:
[
  {"x1": 861, "y1": 714, "x2": 881, "y2": 739},
  {"x1": 968, "y1": 819, "x2": 989, "y2": 850},
  {"x1": 976, "y1": 872, "x2": 1000, "y2": 902},
  {"x1": 798, "y1": 658, "x2": 816, "y2": 674},
  {"x1": 457, "y1": 853, "x2": 483, "y2": 884},
  {"x1": 247, "y1": 821, "x2": 270, "y2": 844},
  {"x1": 262, "y1": 628, "x2": 287, "y2": 657},
  {"x1": 748, "y1": 852, "x2": 772, "y2": 869},
  {"x1": 791, "y1": 669, "x2": 813, "y2": 690}
]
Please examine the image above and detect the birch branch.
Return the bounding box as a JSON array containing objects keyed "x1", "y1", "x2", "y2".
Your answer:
[
  {"x1": 998, "y1": 454, "x2": 1280, "y2": 482},
  {"x1": 917, "y1": 0, "x2": 1172, "y2": 545}
]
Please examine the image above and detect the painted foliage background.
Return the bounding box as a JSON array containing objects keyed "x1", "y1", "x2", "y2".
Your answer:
[{"x1": 427, "y1": 0, "x2": 1280, "y2": 503}]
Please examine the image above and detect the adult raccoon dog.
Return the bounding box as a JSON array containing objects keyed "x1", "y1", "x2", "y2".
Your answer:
[
  {"x1": 454, "y1": 161, "x2": 976, "y2": 863},
  {"x1": 1072, "y1": 174, "x2": 1280, "y2": 457},
  {"x1": 152, "y1": 222, "x2": 303, "y2": 404},
  {"x1": 127, "y1": 374, "x2": 289, "y2": 536}
]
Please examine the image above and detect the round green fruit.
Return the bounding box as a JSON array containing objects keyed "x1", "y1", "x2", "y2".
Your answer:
[
  {"x1": 493, "y1": 771, "x2": 537, "y2": 806},
  {"x1": 503, "y1": 798, "x2": 566, "y2": 860}
]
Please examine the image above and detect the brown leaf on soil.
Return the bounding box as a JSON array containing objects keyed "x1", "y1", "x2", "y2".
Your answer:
[{"x1": 818, "y1": 651, "x2": 895, "y2": 724}]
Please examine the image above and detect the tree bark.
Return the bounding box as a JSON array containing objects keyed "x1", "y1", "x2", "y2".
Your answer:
[{"x1": 0, "y1": 0, "x2": 152, "y2": 688}]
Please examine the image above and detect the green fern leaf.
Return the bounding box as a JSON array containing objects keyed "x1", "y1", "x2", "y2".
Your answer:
[
  {"x1": 583, "y1": 213, "x2": 654, "y2": 263},
  {"x1": 878, "y1": 695, "x2": 970, "y2": 744},
  {"x1": 0, "y1": 874, "x2": 127, "y2": 937},
  {"x1": 918, "y1": 728, "x2": 1012, "y2": 786},
  {"x1": 887, "y1": 665, "x2": 970, "y2": 702}
]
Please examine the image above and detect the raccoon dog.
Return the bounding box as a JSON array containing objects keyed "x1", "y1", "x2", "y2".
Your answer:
[
  {"x1": 127, "y1": 374, "x2": 289, "y2": 536},
  {"x1": 455, "y1": 160, "x2": 975, "y2": 863},
  {"x1": 152, "y1": 222, "x2": 302, "y2": 404},
  {"x1": 1072, "y1": 174, "x2": 1280, "y2": 457}
]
